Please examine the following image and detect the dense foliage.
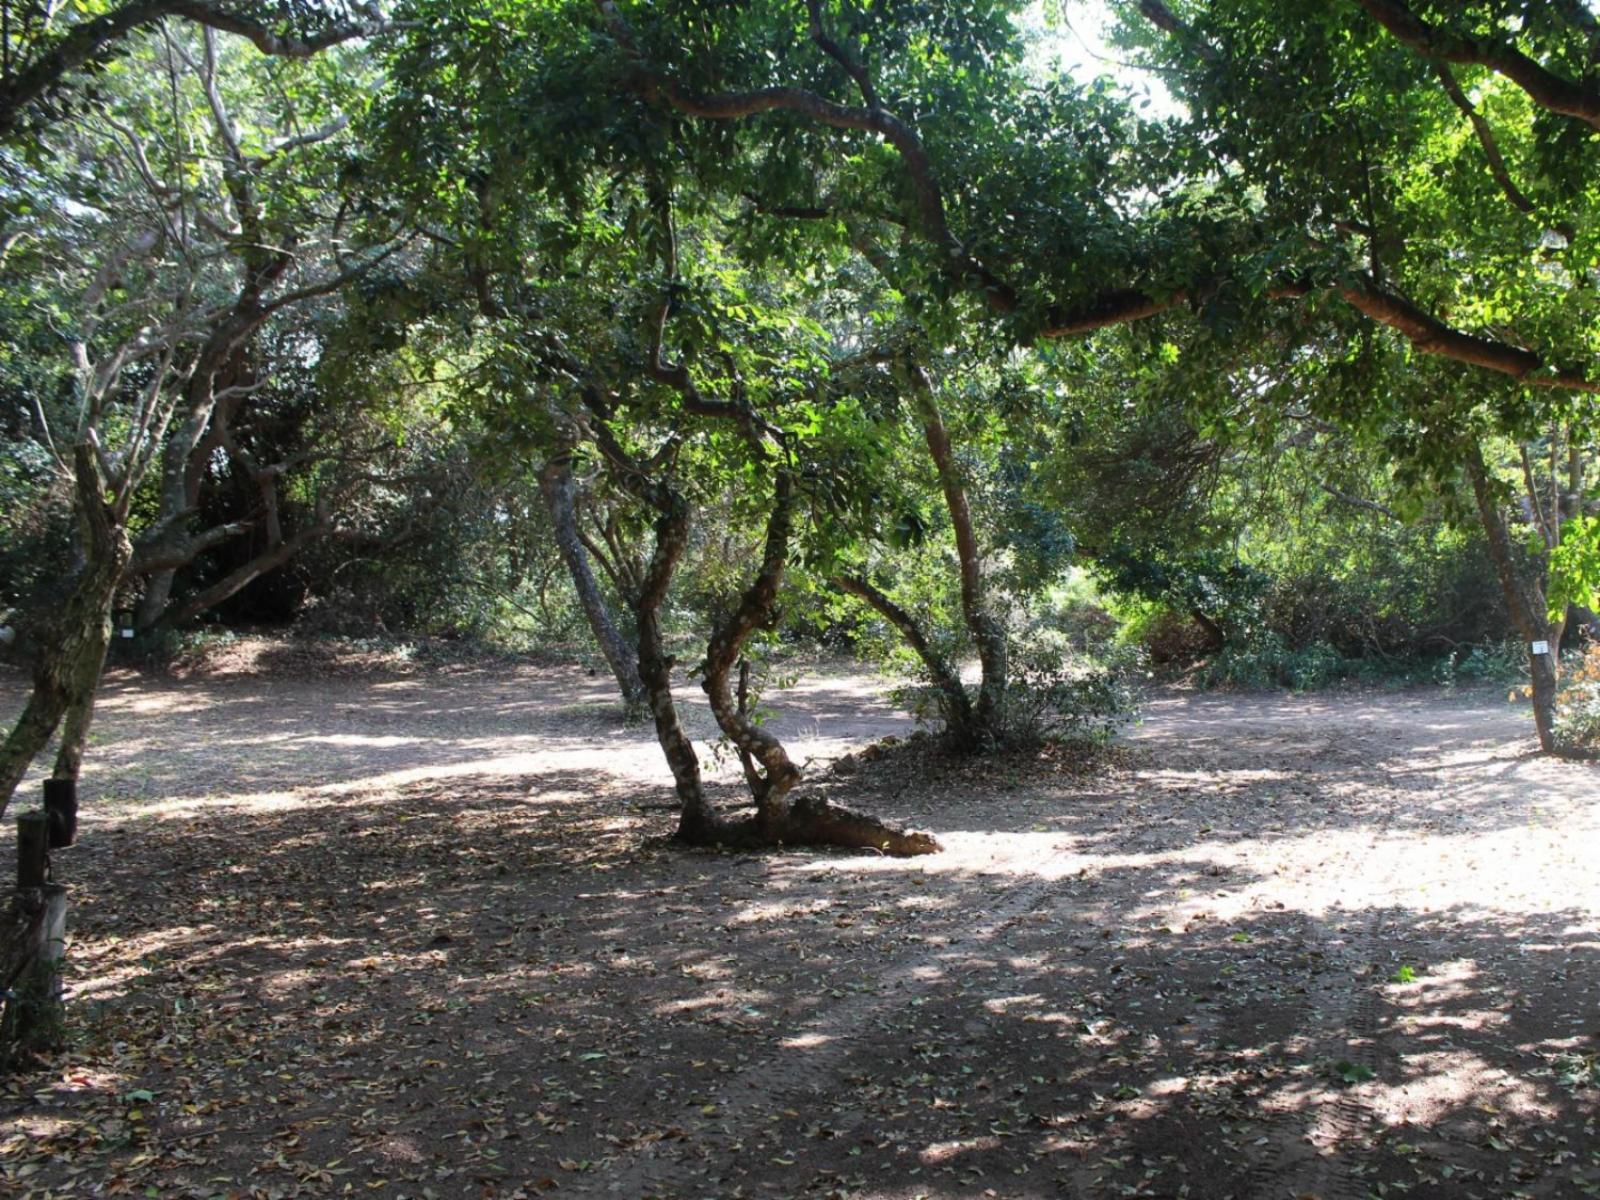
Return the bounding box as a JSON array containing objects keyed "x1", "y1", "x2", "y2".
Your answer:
[{"x1": 4, "y1": 0, "x2": 1600, "y2": 825}]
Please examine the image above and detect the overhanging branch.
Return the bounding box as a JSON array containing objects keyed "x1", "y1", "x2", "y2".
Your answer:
[{"x1": 1352, "y1": 0, "x2": 1600, "y2": 130}]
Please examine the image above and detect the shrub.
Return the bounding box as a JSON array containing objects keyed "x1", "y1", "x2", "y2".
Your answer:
[
  {"x1": 998, "y1": 636, "x2": 1143, "y2": 749},
  {"x1": 1555, "y1": 644, "x2": 1600, "y2": 750},
  {"x1": 1198, "y1": 633, "x2": 1362, "y2": 691},
  {"x1": 893, "y1": 633, "x2": 1142, "y2": 751},
  {"x1": 1434, "y1": 641, "x2": 1527, "y2": 688}
]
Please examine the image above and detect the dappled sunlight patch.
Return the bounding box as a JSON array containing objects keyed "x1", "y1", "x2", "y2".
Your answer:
[
  {"x1": 777, "y1": 1031, "x2": 836, "y2": 1050},
  {"x1": 655, "y1": 988, "x2": 775, "y2": 1020},
  {"x1": 727, "y1": 896, "x2": 833, "y2": 925},
  {"x1": 1376, "y1": 1049, "x2": 1553, "y2": 1126},
  {"x1": 2, "y1": 1114, "x2": 84, "y2": 1141},
  {"x1": 1142, "y1": 1075, "x2": 1189, "y2": 1098},
  {"x1": 982, "y1": 993, "x2": 1045, "y2": 1016},
  {"x1": 295, "y1": 733, "x2": 426, "y2": 749},
  {"x1": 785, "y1": 830, "x2": 1080, "y2": 880},
  {"x1": 918, "y1": 1133, "x2": 1002, "y2": 1165},
  {"x1": 96, "y1": 788, "x2": 307, "y2": 821},
  {"x1": 69, "y1": 925, "x2": 222, "y2": 1002}
]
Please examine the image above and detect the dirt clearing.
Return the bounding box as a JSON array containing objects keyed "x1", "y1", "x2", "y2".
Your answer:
[{"x1": 1, "y1": 656, "x2": 1598, "y2": 1199}]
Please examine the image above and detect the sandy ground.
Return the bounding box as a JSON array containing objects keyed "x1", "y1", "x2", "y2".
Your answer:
[{"x1": 1, "y1": 655, "x2": 1598, "y2": 1199}]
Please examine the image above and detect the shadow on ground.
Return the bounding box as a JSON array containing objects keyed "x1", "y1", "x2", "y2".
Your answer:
[{"x1": 1, "y1": 669, "x2": 1597, "y2": 1199}]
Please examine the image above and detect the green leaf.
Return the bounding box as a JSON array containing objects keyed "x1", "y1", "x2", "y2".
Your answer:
[{"x1": 1335, "y1": 1060, "x2": 1375, "y2": 1084}]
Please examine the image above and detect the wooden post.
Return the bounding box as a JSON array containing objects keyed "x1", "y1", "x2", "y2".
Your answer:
[
  {"x1": 43, "y1": 779, "x2": 77, "y2": 849},
  {"x1": 6, "y1": 814, "x2": 68, "y2": 1061},
  {"x1": 17, "y1": 813, "x2": 47, "y2": 889},
  {"x1": 1, "y1": 883, "x2": 68, "y2": 1060}
]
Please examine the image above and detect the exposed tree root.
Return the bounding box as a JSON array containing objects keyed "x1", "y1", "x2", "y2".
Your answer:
[{"x1": 676, "y1": 793, "x2": 942, "y2": 856}]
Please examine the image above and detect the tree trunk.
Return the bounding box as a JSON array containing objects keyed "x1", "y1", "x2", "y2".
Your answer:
[
  {"x1": 1464, "y1": 445, "x2": 1561, "y2": 753},
  {"x1": 134, "y1": 567, "x2": 176, "y2": 631},
  {"x1": 907, "y1": 364, "x2": 1007, "y2": 730},
  {"x1": 833, "y1": 572, "x2": 977, "y2": 747},
  {"x1": 588, "y1": 419, "x2": 939, "y2": 857},
  {"x1": 539, "y1": 453, "x2": 646, "y2": 718},
  {"x1": 691, "y1": 475, "x2": 941, "y2": 856},
  {"x1": 159, "y1": 535, "x2": 301, "y2": 629},
  {"x1": 0, "y1": 447, "x2": 132, "y2": 817},
  {"x1": 625, "y1": 492, "x2": 714, "y2": 838}
]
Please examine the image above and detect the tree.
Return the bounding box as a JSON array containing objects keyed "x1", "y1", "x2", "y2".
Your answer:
[
  {"x1": 1117, "y1": 0, "x2": 1600, "y2": 750},
  {"x1": 0, "y1": 1, "x2": 395, "y2": 142},
  {"x1": 0, "y1": 22, "x2": 392, "y2": 813}
]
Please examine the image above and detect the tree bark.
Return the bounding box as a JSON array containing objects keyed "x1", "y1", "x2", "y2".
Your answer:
[
  {"x1": 539, "y1": 453, "x2": 646, "y2": 718},
  {"x1": 0, "y1": 448, "x2": 132, "y2": 817},
  {"x1": 907, "y1": 363, "x2": 1007, "y2": 731},
  {"x1": 1464, "y1": 444, "x2": 1561, "y2": 754}
]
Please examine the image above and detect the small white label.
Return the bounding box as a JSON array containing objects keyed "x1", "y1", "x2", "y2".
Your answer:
[
  {"x1": 120, "y1": 629, "x2": 135, "y2": 639},
  {"x1": 1530, "y1": 640, "x2": 1550, "y2": 655}
]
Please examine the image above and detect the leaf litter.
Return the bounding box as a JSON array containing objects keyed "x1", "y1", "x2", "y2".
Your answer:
[{"x1": 1, "y1": 659, "x2": 1598, "y2": 1198}]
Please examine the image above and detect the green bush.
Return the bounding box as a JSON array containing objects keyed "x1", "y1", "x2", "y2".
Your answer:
[
  {"x1": 1197, "y1": 634, "x2": 1361, "y2": 691},
  {"x1": 999, "y1": 636, "x2": 1143, "y2": 748},
  {"x1": 893, "y1": 630, "x2": 1142, "y2": 750},
  {"x1": 1556, "y1": 645, "x2": 1600, "y2": 750},
  {"x1": 1433, "y1": 641, "x2": 1527, "y2": 688}
]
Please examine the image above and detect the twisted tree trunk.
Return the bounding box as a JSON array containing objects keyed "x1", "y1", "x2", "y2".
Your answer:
[
  {"x1": 600, "y1": 448, "x2": 938, "y2": 855},
  {"x1": 702, "y1": 475, "x2": 804, "y2": 827},
  {"x1": 692, "y1": 475, "x2": 940, "y2": 855},
  {"x1": 621, "y1": 486, "x2": 715, "y2": 839}
]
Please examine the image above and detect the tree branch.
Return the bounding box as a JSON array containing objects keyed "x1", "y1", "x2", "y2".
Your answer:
[
  {"x1": 1137, "y1": 0, "x2": 1221, "y2": 63},
  {"x1": 593, "y1": 0, "x2": 1018, "y2": 310},
  {"x1": 805, "y1": 0, "x2": 878, "y2": 109},
  {"x1": 1319, "y1": 482, "x2": 1402, "y2": 522},
  {"x1": 0, "y1": 1, "x2": 395, "y2": 143},
  {"x1": 612, "y1": 2, "x2": 1600, "y2": 394},
  {"x1": 1352, "y1": 0, "x2": 1600, "y2": 130},
  {"x1": 1432, "y1": 63, "x2": 1538, "y2": 217}
]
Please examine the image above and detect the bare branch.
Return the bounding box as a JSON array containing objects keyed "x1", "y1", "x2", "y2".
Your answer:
[
  {"x1": 1320, "y1": 482, "x2": 1402, "y2": 522},
  {"x1": 257, "y1": 113, "x2": 349, "y2": 165},
  {"x1": 1433, "y1": 63, "x2": 1538, "y2": 217}
]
